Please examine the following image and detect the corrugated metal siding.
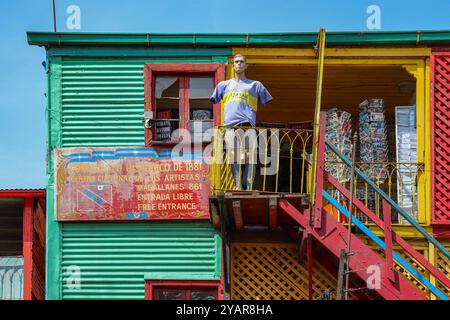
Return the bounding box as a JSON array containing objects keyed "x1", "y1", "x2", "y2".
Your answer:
[
  {"x1": 61, "y1": 58, "x2": 146, "y2": 147},
  {"x1": 27, "y1": 30, "x2": 450, "y2": 47},
  {"x1": 60, "y1": 57, "x2": 227, "y2": 147},
  {"x1": 61, "y1": 222, "x2": 220, "y2": 300}
]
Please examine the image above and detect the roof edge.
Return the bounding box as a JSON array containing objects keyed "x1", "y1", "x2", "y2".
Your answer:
[
  {"x1": 0, "y1": 189, "x2": 46, "y2": 198},
  {"x1": 27, "y1": 30, "x2": 450, "y2": 47}
]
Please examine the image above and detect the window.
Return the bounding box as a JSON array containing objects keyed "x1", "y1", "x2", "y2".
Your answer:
[
  {"x1": 144, "y1": 64, "x2": 225, "y2": 145},
  {"x1": 154, "y1": 288, "x2": 217, "y2": 300},
  {"x1": 145, "y1": 279, "x2": 221, "y2": 300}
]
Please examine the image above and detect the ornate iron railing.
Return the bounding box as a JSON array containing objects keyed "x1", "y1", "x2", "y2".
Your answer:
[
  {"x1": 324, "y1": 161, "x2": 424, "y2": 224},
  {"x1": 211, "y1": 125, "x2": 314, "y2": 194}
]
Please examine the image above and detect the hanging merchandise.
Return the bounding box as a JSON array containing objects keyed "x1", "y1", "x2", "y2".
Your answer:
[
  {"x1": 395, "y1": 106, "x2": 418, "y2": 221},
  {"x1": 358, "y1": 99, "x2": 389, "y2": 182},
  {"x1": 324, "y1": 108, "x2": 353, "y2": 183},
  {"x1": 155, "y1": 110, "x2": 176, "y2": 141},
  {"x1": 190, "y1": 109, "x2": 214, "y2": 142}
]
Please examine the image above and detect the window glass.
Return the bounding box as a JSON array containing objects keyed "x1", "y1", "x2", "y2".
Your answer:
[
  {"x1": 190, "y1": 290, "x2": 217, "y2": 300},
  {"x1": 154, "y1": 76, "x2": 180, "y2": 142},
  {"x1": 155, "y1": 99, "x2": 180, "y2": 119},
  {"x1": 155, "y1": 77, "x2": 179, "y2": 98},
  {"x1": 156, "y1": 290, "x2": 183, "y2": 300},
  {"x1": 189, "y1": 78, "x2": 214, "y2": 143},
  {"x1": 189, "y1": 77, "x2": 213, "y2": 98},
  {"x1": 149, "y1": 73, "x2": 215, "y2": 144}
]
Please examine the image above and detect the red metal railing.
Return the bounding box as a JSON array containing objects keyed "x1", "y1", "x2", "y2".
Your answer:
[{"x1": 314, "y1": 111, "x2": 450, "y2": 299}]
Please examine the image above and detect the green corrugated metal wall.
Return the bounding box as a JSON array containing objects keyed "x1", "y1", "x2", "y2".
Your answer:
[
  {"x1": 45, "y1": 51, "x2": 230, "y2": 299},
  {"x1": 61, "y1": 59, "x2": 145, "y2": 146},
  {"x1": 59, "y1": 56, "x2": 228, "y2": 147},
  {"x1": 61, "y1": 222, "x2": 221, "y2": 300}
]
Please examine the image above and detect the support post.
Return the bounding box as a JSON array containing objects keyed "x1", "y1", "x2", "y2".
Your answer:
[
  {"x1": 269, "y1": 197, "x2": 277, "y2": 232},
  {"x1": 313, "y1": 112, "x2": 326, "y2": 228},
  {"x1": 232, "y1": 200, "x2": 243, "y2": 231},
  {"x1": 299, "y1": 228, "x2": 308, "y2": 261},
  {"x1": 382, "y1": 198, "x2": 396, "y2": 283},
  {"x1": 428, "y1": 242, "x2": 437, "y2": 300},
  {"x1": 23, "y1": 197, "x2": 34, "y2": 300},
  {"x1": 310, "y1": 28, "x2": 326, "y2": 208},
  {"x1": 218, "y1": 196, "x2": 230, "y2": 300},
  {"x1": 210, "y1": 199, "x2": 221, "y2": 229},
  {"x1": 336, "y1": 248, "x2": 346, "y2": 300},
  {"x1": 344, "y1": 131, "x2": 358, "y2": 300},
  {"x1": 307, "y1": 233, "x2": 314, "y2": 300}
]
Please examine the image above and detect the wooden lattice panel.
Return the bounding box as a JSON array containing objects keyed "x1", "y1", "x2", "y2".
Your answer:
[
  {"x1": 436, "y1": 250, "x2": 450, "y2": 297},
  {"x1": 372, "y1": 243, "x2": 450, "y2": 300},
  {"x1": 372, "y1": 246, "x2": 430, "y2": 296},
  {"x1": 230, "y1": 242, "x2": 353, "y2": 300},
  {"x1": 395, "y1": 249, "x2": 429, "y2": 295},
  {"x1": 431, "y1": 53, "x2": 450, "y2": 224}
]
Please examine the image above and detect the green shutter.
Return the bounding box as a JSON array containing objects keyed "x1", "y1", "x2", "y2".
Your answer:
[
  {"x1": 61, "y1": 222, "x2": 221, "y2": 300},
  {"x1": 59, "y1": 56, "x2": 228, "y2": 147},
  {"x1": 61, "y1": 58, "x2": 145, "y2": 147}
]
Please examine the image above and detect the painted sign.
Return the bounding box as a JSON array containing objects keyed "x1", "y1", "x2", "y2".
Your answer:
[{"x1": 54, "y1": 147, "x2": 211, "y2": 221}]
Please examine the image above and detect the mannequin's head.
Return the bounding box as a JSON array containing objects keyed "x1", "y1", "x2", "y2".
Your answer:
[{"x1": 232, "y1": 54, "x2": 248, "y2": 75}]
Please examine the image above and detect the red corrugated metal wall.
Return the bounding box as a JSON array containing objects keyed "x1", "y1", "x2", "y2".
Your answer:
[{"x1": 431, "y1": 52, "x2": 450, "y2": 225}]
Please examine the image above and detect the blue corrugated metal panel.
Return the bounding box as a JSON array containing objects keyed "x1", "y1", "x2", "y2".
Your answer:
[{"x1": 61, "y1": 222, "x2": 221, "y2": 300}]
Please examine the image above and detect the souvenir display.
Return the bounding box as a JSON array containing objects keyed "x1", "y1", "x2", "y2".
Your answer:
[
  {"x1": 395, "y1": 106, "x2": 418, "y2": 220},
  {"x1": 358, "y1": 99, "x2": 389, "y2": 182},
  {"x1": 325, "y1": 108, "x2": 353, "y2": 183}
]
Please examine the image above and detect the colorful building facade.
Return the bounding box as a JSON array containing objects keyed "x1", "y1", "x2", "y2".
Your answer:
[{"x1": 27, "y1": 30, "x2": 450, "y2": 300}]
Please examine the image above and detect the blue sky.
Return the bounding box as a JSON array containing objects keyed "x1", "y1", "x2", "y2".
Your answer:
[{"x1": 0, "y1": 0, "x2": 449, "y2": 189}]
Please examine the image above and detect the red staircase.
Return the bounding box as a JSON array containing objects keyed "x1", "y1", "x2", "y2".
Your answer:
[
  {"x1": 210, "y1": 111, "x2": 450, "y2": 300},
  {"x1": 279, "y1": 199, "x2": 426, "y2": 300},
  {"x1": 277, "y1": 111, "x2": 450, "y2": 300}
]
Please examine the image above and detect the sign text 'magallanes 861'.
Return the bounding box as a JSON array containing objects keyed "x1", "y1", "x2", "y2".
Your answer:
[{"x1": 54, "y1": 147, "x2": 210, "y2": 221}]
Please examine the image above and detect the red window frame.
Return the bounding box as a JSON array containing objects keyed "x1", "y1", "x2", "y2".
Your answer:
[
  {"x1": 144, "y1": 279, "x2": 222, "y2": 300},
  {"x1": 144, "y1": 63, "x2": 226, "y2": 146}
]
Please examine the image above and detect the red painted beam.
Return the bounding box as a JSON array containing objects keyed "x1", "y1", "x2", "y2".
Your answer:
[
  {"x1": 278, "y1": 199, "x2": 426, "y2": 300},
  {"x1": 0, "y1": 190, "x2": 45, "y2": 198},
  {"x1": 22, "y1": 197, "x2": 34, "y2": 300},
  {"x1": 327, "y1": 173, "x2": 450, "y2": 290}
]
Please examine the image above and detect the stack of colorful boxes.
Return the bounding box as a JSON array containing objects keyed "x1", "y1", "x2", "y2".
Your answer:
[
  {"x1": 358, "y1": 99, "x2": 389, "y2": 182},
  {"x1": 325, "y1": 108, "x2": 353, "y2": 183},
  {"x1": 395, "y1": 106, "x2": 418, "y2": 220}
]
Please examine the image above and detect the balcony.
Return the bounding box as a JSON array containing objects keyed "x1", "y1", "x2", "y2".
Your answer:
[{"x1": 210, "y1": 125, "x2": 424, "y2": 226}]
